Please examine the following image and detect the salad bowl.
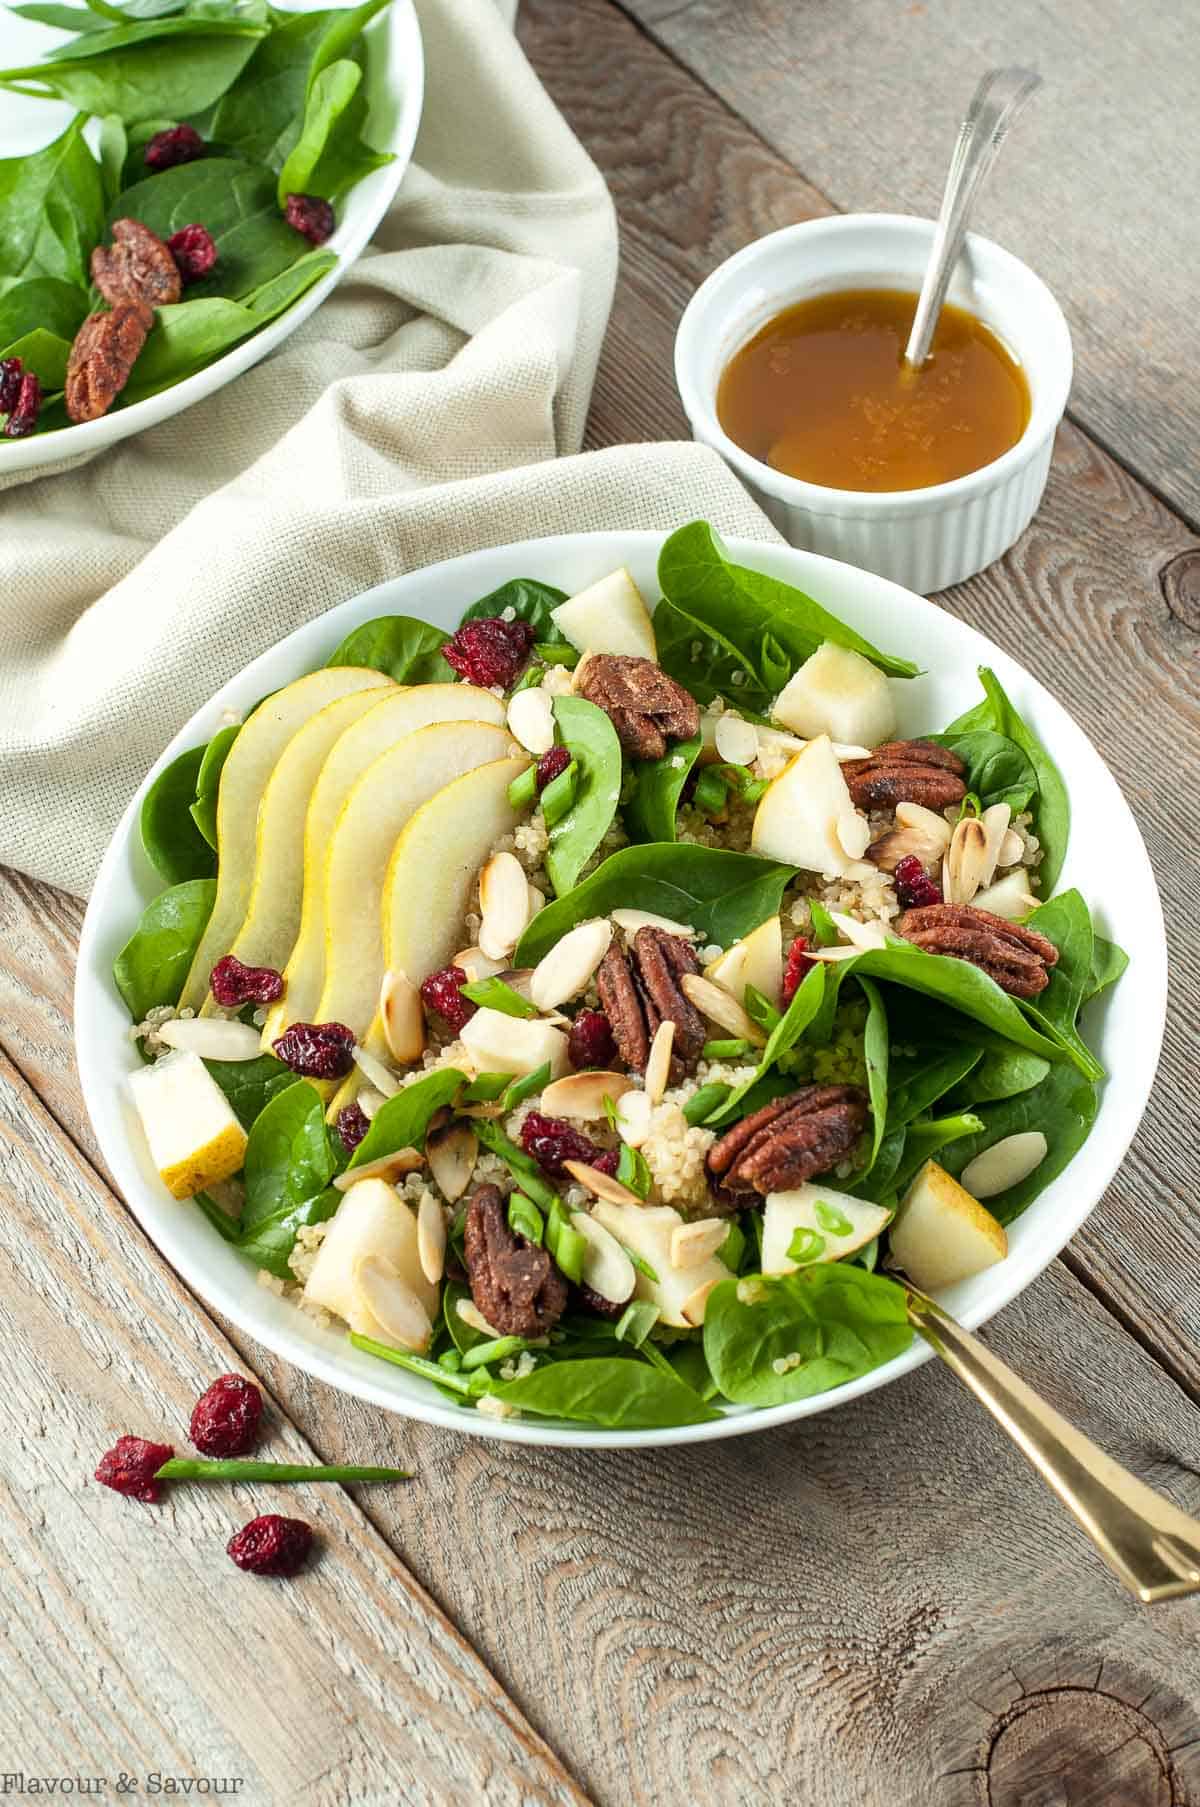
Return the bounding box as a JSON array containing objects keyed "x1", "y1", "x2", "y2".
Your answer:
[{"x1": 74, "y1": 530, "x2": 1166, "y2": 1447}]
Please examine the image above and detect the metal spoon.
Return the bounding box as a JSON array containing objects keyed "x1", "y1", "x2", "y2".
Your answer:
[
  {"x1": 903, "y1": 66, "x2": 1042, "y2": 370},
  {"x1": 905, "y1": 1284, "x2": 1200, "y2": 1602}
]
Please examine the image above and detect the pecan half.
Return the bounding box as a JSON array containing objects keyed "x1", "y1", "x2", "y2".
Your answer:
[
  {"x1": 92, "y1": 217, "x2": 182, "y2": 309},
  {"x1": 842, "y1": 740, "x2": 967, "y2": 811},
  {"x1": 65, "y1": 300, "x2": 154, "y2": 423},
  {"x1": 575, "y1": 654, "x2": 700, "y2": 759},
  {"x1": 596, "y1": 926, "x2": 706, "y2": 1079},
  {"x1": 706, "y1": 1085, "x2": 870, "y2": 1197},
  {"x1": 463, "y1": 1183, "x2": 568, "y2": 1338},
  {"x1": 894, "y1": 902, "x2": 1059, "y2": 998}
]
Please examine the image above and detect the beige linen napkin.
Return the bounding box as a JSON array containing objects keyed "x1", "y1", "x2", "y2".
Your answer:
[{"x1": 0, "y1": 0, "x2": 776, "y2": 895}]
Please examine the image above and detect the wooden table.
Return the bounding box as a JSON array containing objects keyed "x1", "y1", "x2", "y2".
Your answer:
[{"x1": 3, "y1": 3, "x2": 1198, "y2": 1801}]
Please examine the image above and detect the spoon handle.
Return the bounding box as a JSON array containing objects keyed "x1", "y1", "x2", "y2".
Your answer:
[
  {"x1": 904, "y1": 1285, "x2": 1200, "y2": 1602},
  {"x1": 903, "y1": 65, "x2": 1042, "y2": 369}
]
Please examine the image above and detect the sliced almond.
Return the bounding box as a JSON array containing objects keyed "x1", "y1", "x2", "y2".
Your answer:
[
  {"x1": 506, "y1": 686, "x2": 555, "y2": 755},
  {"x1": 714, "y1": 713, "x2": 759, "y2": 766},
  {"x1": 644, "y1": 1020, "x2": 676, "y2": 1106},
  {"x1": 670, "y1": 1218, "x2": 729, "y2": 1269},
  {"x1": 978, "y1": 803, "x2": 1013, "y2": 891},
  {"x1": 353, "y1": 1255, "x2": 432, "y2": 1353},
  {"x1": 835, "y1": 807, "x2": 871, "y2": 860},
  {"x1": 416, "y1": 1191, "x2": 446, "y2": 1285},
  {"x1": 828, "y1": 911, "x2": 889, "y2": 952},
  {"x1": 570, "y1": 1211, "x2": 636, "y2": 1305},
  {"x1": 527, "y1": 883, "x2": 547, "y2": 917},
  {"x1": 332, "y1": 1146, "x2": 424, "y2": 1191},
  {"x1": 478, "y1": 850, "x2": 532, "y2": 961},
  {"x1": 425, "y1": 1119, "x2": 478, "y2": 1202},
  {"x1": 540, "y1": 1068, "x2": 633, "y2": 1120},
  {"x1": 831, "y1": 743, "x2": 872, "y2": 760},
  {"x1": 896, "y1": 800, "x2": 955, "y2": 851},
  {"x1": 563, "y1": 1159, "x2": 643, "y2": 1207},
  {"x1": 808, "y1": 942, "x2": 881, "y2": 964},
  {"x1": 945, "y1": 814, "x2": 991, "y2": 906},
  {"x1": 456, "y1": 1297, "x2": 503, "y2": 1339},
  {"x1": 529, "y1": 918, "x2": 613, "y2": 1011},
  {"x1": 614, "y1": 1088, "x2": 653, "y2": 1148},
  {"x1": 358, "y1": 1086, "x2": 388, "y2": 1122},
  {"x1": 452, "y1": 945, "x2": 508, "y2": 984},
  {"x1": 867, "y1": 822, "x2": 948, "y2": 871},
  {"x1": 352, "y1": 1043, "x2": 400, "y2": 1098},
  {"x1": 679, "y1": 973, "x2": 767, "y2": 1047},
  {"x1": 380, "y1": 968, "x2": 425, "y2": 1065},
  {"x1": 155, "y1": 1018, "x2": 262, "y2": 1062},
  {"x1": 610, "y1": 908, "x2": 699, "y2": 940},
  {"x1": 997, "y1": 828, "x2": 1025, "y2": 869},
  {"x1": 680, "y1": 1275, "x2": 722, "y2": 1327},
  {"x1": 961, "y1": 1131, "x2": 1048, "y2": 1199}
]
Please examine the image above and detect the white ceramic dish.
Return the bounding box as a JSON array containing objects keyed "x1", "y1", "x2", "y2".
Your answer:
[
  {"x1": 0, "y1": 0, "x2": 424, "y2": 476},
  {"x1": 675, "y1": 214, "x2": 1073, "y2": 595},
  {"x1": 75, "y1": 532, "x2": 1165, "y2": 1448}
]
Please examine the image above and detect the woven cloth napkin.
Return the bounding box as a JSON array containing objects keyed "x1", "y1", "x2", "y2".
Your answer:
[{"x1": 0, "y1": 0, "x2": 775, "y2": 897}]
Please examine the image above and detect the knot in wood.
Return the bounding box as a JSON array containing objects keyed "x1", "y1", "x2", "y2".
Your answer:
[
  {"x1": 1160, "y1": 549, "x2": 1200, "y2": 632},
  {"x1": 985, "y1": 1687, "x2": 1183, "y2": 1806}
]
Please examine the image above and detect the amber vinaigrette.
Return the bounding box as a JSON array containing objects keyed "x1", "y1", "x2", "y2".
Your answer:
[{"x1": 717, "y1": 287, "x2": 1030, "y2": 493}]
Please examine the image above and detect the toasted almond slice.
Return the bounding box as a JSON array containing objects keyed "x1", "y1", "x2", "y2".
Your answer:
[
  {"x1": 828, "y1": 911, "x2": 889, "y2": 952},
  {"x1": 679, "y1": 972, "x2": 767, "y2": 1046},
  {"x1": 997, "y1": 828, "x2": 1025, "y2": 868},
  {"x1": 380, "y1": 968, "x2": 425, "y2": 1065},
  {"x1": 680, "y1": 1275, "x2": 722, "y2": 1327},
  {"x1": 979, "y1": 803, "x2": 1013, "y2": 891},
  {"x1": 835, "y1": 807, "x2": 871, "y2": 860},
  {"x1": 961, "y1": 1131, "x2": 1048, "y2": 1199},
  {"x1": 506, "y1": 686, "x2": 555, "y2": 755},
  {"x1": 945, "y1": 814, "x2": 991, "y2": 905},
  {"x1": 426, "y1": 1119, "x2": 478, "y2": 1202},
  {"x1": 832, "y1": 743, "x2": 873, "y2": 760},
  {"x1": 529, "y1": 918, "x2": 613, "y2": 1011},
  {"x1": 353, "y1": 1255, "x2": 432, "y2": 1353},
  {"x1": 352, "y1": 1043, "x2": 400, "y2": 1098},
  {"x1": 896, "y1": 800, "x2": 954, "y2": 852},
  {"x1": 527, "y1": 883, "x2": 547, "y2": 918},
  {"x1": 570, "y1": 1211, "x2": 636, "y2": 1304},
  {"x1": 645, "y1": 1021, "x2": 676, "y2": 1107},
  {"x1": 563, "y1": 1159, "x2": 643, "y2": 1207},
  {"x1": 478, "y1": 850, "x2": 532, "y2": 961},
  {"x1": 867, "y1": 825, "x2": 944, "y2": 871},
  {"x1": 670, "y1": 1218, "x2": 729, "y2": 1269},
  {"x1": 614, "y1": 1088, "x2": 653, "y2": 1148},
  {"x1": 357, "y1": 1086, "x2": 388, "y2": 1121},
  {"x1": 416, "y1": 1191, "x2": 446, "y2": 1284},
  {"x1": 714, "y1": 714, "x2": 759, "y2": 766},
  {"x1": 808, "y1": 943, "x2": 879, "y2": 964},
  {"x1": 540, "y1": 1069, "x2": 633, "y2": 1120},
  {"x1": 332, "y1": 1146, "x2": 424, "y2": 1191},
  {"x1": 456, "y1": 1296, "x2": 504, "y2": 1339},
  {"x1": 155, "y1": 1017, "x2": 262, "y2": 1061},
  {"x1": 452, "y1": 945, "x2": 508, "y2": 983},
  {"x1": 610, "y1": 908, "x2": 699, "y2": 940}
]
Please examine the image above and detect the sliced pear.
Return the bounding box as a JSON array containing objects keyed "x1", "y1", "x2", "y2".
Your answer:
[
  {"x1": 888, "y1": 1160, "x2": 1008, "y2": 1290},
  {"x1": 179, "y1": 668, "x2": 387, "y2": 1012},
  {"x1": 704, "y1": 913, "x2": 783, "y2": 1009},
  {"x1": 760, "y1": 1183, "x2": 891, "y2": 1274},
  {"x1": 590, "y1": 1199, "x2": 728, "y2": 1328},
  {"x1": 550, "y1": 568, "x2": 657, "y2": 661},
  {"x1": 303, "y1": 1176, "x2": 438, "y2": 1345},
  {"x1": 312, "y1": 721, "x2": 516, "y2": 1046},
  {"x1": 262, "y1": 684, "x2": 506, "y2": 1043},
  {"x1": 750, "y1": 734, "x2": 865, "y2": 879},
  {"x1": 459, "y1": 1007, "x2": 569, "y2": 1080},
  {"x1": 128, "y1": 1050, "x2": 247, "y2": 1201},
  {"x1": 772, "y1": 642, "x2": 896, "y2": 749},
  {"x1": 970, "y1": 869, "x2": 1039, "y2": 920}
]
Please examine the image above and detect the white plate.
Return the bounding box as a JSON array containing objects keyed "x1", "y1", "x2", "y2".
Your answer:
[
  {"x1": 0, "y1": 0, "x2": 423, "y2": 475},
  {"x1": 75, "y1": 534, "x2": 1167, "y2": 1448}
]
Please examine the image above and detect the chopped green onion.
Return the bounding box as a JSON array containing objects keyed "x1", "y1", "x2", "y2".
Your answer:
[
  {"x1": 693, "y1": 768, "x2": 728, "y2": 815},
  {"x1": 473, "y1": 1120, "x2": 559, "y2": 1209},
  {"x1": 743, "y1": 984, "x2": 782, "y2": 1034},
  {"x1": 438, "y1": 1349, "x2": 463, "y2": 1373},
  {"x1": 814, "y1": 1198, "x2": 854, "y2": 1237},
  {"x1": 507, "y1": 1190, "x2": 544, "y2": 1246},
  {"x1": 741, "y1": 779, "x2": 768, "y2": 804},
  {"x1": 462, "y1": 1071, "x2": 513, "y2": 1103},
  {"x1": 539, "y1": 758, "x2": 578, "y2": 825},
  {"x1": 959, "y1": 792, "x2": 982, "y2": 819},
  {"x1": 501, "y1": 1062, "x2": 551, "y2": 1112},
  {"x1": 684, "y1": 1082, "x2": 731, "y2": 1125},
  {"x1": 601, "y1": 1092, "x2": 621, "y2": 1130},
  {"x1": 350, "y1": 1334, "x2": 488, "y2": 1396},
  {"x1": 616, "y1": 1141, "x2": 651, "y2": 1199},
  {"x1": 461, "y1": 1335, "x2": 542, "y2": 1372},
  {"x1": 718, "y1": 1219, "x2": 746, "y2": 1272},
  {"x1": 614, "y1": 1300, "x2": 659, "y2": 1347},
  {"x1": 702, "y1": 1037, "x2": 755, "y2": 1060},
  {"x1": 546, "y1": 1204, "x2": 587, "y2": 1284},
  {"x1": 786, "y1": 1226, "x2": 827, "y2": 1265},
  {"x1": 618, "y1": 1240, "x2": 658, "y2": 1282},
  {"x1": 460, "y1": 976, "x2": 538, "y2": 1018},
  {"x1": 512, "y1": 664, "x2": 544, "y2": 694},
  {"x1": 155, "y1": 1457, "x2": 410, "y2": 1484},
  {"x1": 535, "y1": 642, "x2": 578, "y2": 667},
  {"x1": 507, "y1": 764, "x2": 538, "y2": 808}
]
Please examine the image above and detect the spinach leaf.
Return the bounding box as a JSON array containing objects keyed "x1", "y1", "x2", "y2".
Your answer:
[
  {"x1": 1084, "y1": 934, "x2": 1129, "y2": 1007},
  {"x1": 891, "y1": 1113, "x2": 985, "y2": 1194},
  {"x1": 276, "y1": 53, "x2": 386, "y2": 203},
  {"x1": 489, "y1": 1357, "x2": 720, "y2": 1428},
  {"x1": 1020, "y1": 890, "x2": 1104, "y2": 1083},
  {"x1": 858, "y1": 976, "x2": 888, "y2": 1173},
  {"x1": 113, "y1": 877, "x2": 215, "y2": 1020},
  {"x1": 939, "y1": 1063, "x2": 1099, "y2": 1225},
  {"x1": 111, "y1": 157, "x2": 305, "y2": 302},
  {"x1": 943, "y1": 667, "x2": 1070, "y2": 894},
  {"x1": 884, "y1": 1042, "x2": 982, "y2": 1131},
  {"x1": 515, "y1": 845, "x2": 796, "y2": 967},
  {"x1": 545, "y1": 695, "x2": 622, "y2": 897},
  {"x1": 0, "y1": 119, "x2": 104, "y2": 295},
  {"x1": 0, "y1": 275, "x2": 86, "y2": 345},
  {"x1": 9, "y1": 3, "x2": 111, "y2": 28},
  {"x1": 189, "y1": 722, "x2": 238, "y2": 850},
  {"x1": 0, "y1": 325, "x2": 73, "y2": 389},
  {"x1": 234, "y1": 1184, "x2": 339, "y2": 1278},
  {"x1": 652, "y1": 593, "x2": 775, "y2": 715},
  {"x1": 326, "y1": 613, "x2": 452, "y2": 684},
  {"x1": 347, "y1": 1069, "x2": 466, "y2": 1170},
  {"x1": 705, "y1": 963, "x2": 826, "y2": 1126},
  {"x1": 945, "y1": 1046, "x2": 1049, "y2": 1109},
  {"x1": 927, "y1": 729, "x2": 1036, "y2": 812},
  {"x1": 305, "y1": 0, "x2": 389, "y2": 91},
  {"x1": 848, "y1": 1125, "x2": 906, "y2": 1206},
  {"x1": 623, "y1": 733, "x2": 702, "y2": 844},
  {"x1": 96, "y1": 111, "x2": 127, "y2": 205},
  {"x1": 206, "y1": 6, "x2": 330, "y2": 169},
  {"x1": 241, "y1": 1078, "x2": 336, "y2": 1229},
  {"x1": 703, "y1": 1265, "x2": 912, "y2": 1407},
  {"x1": 140, "y1": 744, "x2": 216, "y2": 883},
  {"x1": 203, "y1": 1051, "x2": 295, "y2": 1130},
  {"x1": 40, "y1": 12, "x2": 263, "y2": 63},
  {"x1": 1, "y1": 31, "x2": 264, "y2": 120},
  {"x1": 458, "y1": 577, "x2": 569, "y2": 643}
]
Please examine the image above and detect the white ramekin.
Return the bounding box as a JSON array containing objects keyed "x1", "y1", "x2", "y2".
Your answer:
[{"x1": 674, "y1": 213, "x2": 1073, "y2": 594}]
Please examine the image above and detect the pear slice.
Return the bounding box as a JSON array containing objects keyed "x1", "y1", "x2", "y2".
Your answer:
[
  {"x1": 128, "y1": 1050, "x2": 248, "y2": 1201},
  {"x1": 590, "y1": 1199, "x2": 729, "y2": 1328},
  {"x1": 888, "y1": 1160, "x2": 1007, "y2": 1290},
  {"x1": 760, "y1": 1183, "x2": 891, "y2": 1274},
  {"x1": 262, "y1": 683, "x2": 505, "y2": 1044},
  {"x1": 550, "y1": 568, "x2": 657, "y2": 660},
  {"x1": 705, "y1": 913, "x2": 783, "y2": 1008},
  {"x1": 178, "y1": 668, "x2": 388, "y2": 1012},
  {"x1": 303, "y1": 1176, "x2": 439, "y2": 1340},
  {"x1": 750, "y1": 734, "x2": 865, "y2": 879},
  {"x1": 310, "y1": 721, "x2": 516, "y2": 1047},
  {"x1": 773, "y1": 642, "x2": 896, "y2": 749}
]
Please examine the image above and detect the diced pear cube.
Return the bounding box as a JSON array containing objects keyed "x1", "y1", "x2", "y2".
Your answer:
[
  {"x1": 128, "y1": 1050, "x2": 248, "y2": 1201},
  {"x1": 591, "y1": 1199, "x2": 728, "y2": 1327},
  {"x1": 773, "y1": 642, "x2": 896, "y2": 749},
  {"x1": 705, "y1": 914, "x2": 783, "y2": 1009},
  {"x1": 888, "y1": 1160, "x2": 1008, "y2": 1290},
  {"x1": 551, "y1": 569, "x2": 657, "y2": 661},
  {"x1": 750, "y1": 734, "x2": 864, "y2": 878},
  {"x1": 303, "y1": 1177, "x2": 439, "y2": 1345},
  {"x1": 761, "y1": 1183, "x2": 891, "y2": 1273},
  {"x1": 459, "y1": 1007, "x2": 569, "y2": 1079}
]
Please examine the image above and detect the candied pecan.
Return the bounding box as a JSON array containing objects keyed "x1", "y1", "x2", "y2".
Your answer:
[
  {"x1": 707, "y1": 1085, "x2": 870, "y2": 1196},
  {"x1": 894, "y1": 902, "x2": 1058, "y2": 998},
  {"x1": 92, "y1": 217, "x2": 182, "y2": 309},
  {"x1": 575, "y1": 654, "x2": 700, "y2": 759},
  {"x1": 596, "y1": 927, "x2": 705, "y2": 1080},
  {"x1": 463, "y1": 1184, "x2": 568, "y2": 1338},
  {"x1": 842, "y1": 739, "x2": 967, "y2": 811},
  {"x1": 65, "y1": 300, "x2": 153, "y2": 423},
  {"x1": 596, "y1": 942, "x2": 650, "y2": 1070}
]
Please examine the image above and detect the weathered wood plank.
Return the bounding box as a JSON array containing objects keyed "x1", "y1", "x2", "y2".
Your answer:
[{"x1": 615, "y1": 0, "x2": 1200, "y2": 530}]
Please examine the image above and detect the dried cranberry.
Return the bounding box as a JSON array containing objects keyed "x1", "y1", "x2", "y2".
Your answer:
[
  {"x1": 781, "y1": 936, "x2": 815, "y2": 1006},
  {"x1": 419, "y1": 965, "x2": 477, "y2": 1032},
  {"x1": 167, "y1": 222, "x2": 217, "y2": 284},
  {"x1": 336, "y1": 1101, "x2": 370, "y2": 1153},
  {"x1": 568, "y1": 1008, "x2": 616, "y2": 1070},
  {"x1": 94, "y1": 1435, "x2": 173, "y2": 1503},
  {"x1": 190, "y1": 1373, "x2": 263, "y2": 1458},
  {"x1": 227, "y1": 1513, "x2": 314, "y2": 1577},
  {"x1": 592, "y1": 1148, "x2": 620, "y2": 1177},
  {"x1": 536, "y1": 745, "x2": 571, "y2": 790},
  {"x1": 521, "y1": 1110, "x2": 606, "y2": 1176},
  {"x1": 144, "y1": 124, "x2": 206, "y2": 172},
  {"x1": 893, "y1": 854, "x2": 943, "y2": 910},
  {"x1": 210, "y1": 954, "x2": 285, "y2": 1008},
  {"x1": 0, "y1": 357, "x2": 21, "y2": 415},
  {"x1": 443, "y1": 617, "x2": 535, "y2": 690},
  {"x1": 284, "y1": 192, "x2": 336, "y2": 246},
  {"x1": 3, "y1": 370, "x2": 40, "y2": 439},
  {"x1": 272, "y1": 1020, "x2": 355, "y2": 1078}
]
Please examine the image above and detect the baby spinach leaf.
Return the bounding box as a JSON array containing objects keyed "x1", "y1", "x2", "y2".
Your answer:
[
  {"x1": 1020, "y1": 890, "x2": 1104, "y2": 1083},
  {"x1": 0, "y1": 326, "x2": 73, "y2": 389},
  {"x1": 1084, "y1": 934, "x2": 1129, "y2": 1006},
  {"x1": 189, "y1": 722, "x2": 238, "y2": 849},
  {"x1": 113, "y1": 877, "x2": 215, "y2": 1020},
  {"x1": 0, "y1": 275, "x2": 86, "y2": 346},
  {"x1": 489, "y1": 1356, "x2": 720, "y2": 1428},
  {"x1": 9, "y1": 3, "x2": 111, "y2": 28},
  {"x1": 40, "y1": 11, "x2": 263, "y2": 63},
  {"x1": 623, "y1": 733, "x2": 702, "y2": 844},
  {"x1": 884, "y1": 1043, "x2": 982, "y2": 1131},
  {"x1": 326, "y1": 613, "x2": 452, "y2": 684},
  {"x1": 305, "y1": 0, "x2": 388, "y2": 92},
  {"x1": 203, "y1": 1051, "x2": 295, "y2": 1129},
  {"x1": 652, "y1": 593, "x2": 773, "y2": 714},
  {"x1": 945, "y1": 1046, "x2": 1049, "y2": 1110},
  {"x1": 276, "y1": 54, "x2": 386, "y2": 203},
  {"x1": 545, "y1": 695, "x2": 622, "y2": 897},
  {"x1": 205, "y1": 6, "x2": 338, "y2": 171},
  {"x1": 943, "y1": 667, "x2": 1070, "y2": 894},
  {"x1": 111, "y1": 156, "x2": 305, "y2": 302},
  {"x1": 234, "y1": 1183, "x2": 339, "y2": 1278},
  {"x1": 939, "y1": 1063, "x2": 1099, "y2": 1225},
  {"x1": 459, "y1": 577, "x2": 569, "y2": 643},
  {"x1": 703, "y1": 1265, "x2": 912, "y2": 1407},
  {"x1": 1, "y1": 31, "x2": 264, "y2": 120},
  {"x1": 346, "y1": 1068, "x2": 466, "y2": 1170},
  {"x1": 96, "y1": 111, "x2": 127, "y2": 204},
  {"x1": 891, "y1": 1113, "x2": 985, "y2": 1195},
  {"x1": 0, "y1": 118, "x2": 104, "y2": 295},
  {"x1": 242, "y1": 1078, "x2": 336, "y2": 1228},
  {"x1": 140, "y1": 743, "x2": 216, "y2": 883},
  {"x1": 927, "y1": 728, "x2": 1036, "y2": 812},
  {"x1": 705, "y1": 963, "x2": 826, "y2": 1126},
  {"x1": 516, "y1": 845, "x2": 795, "y2": 967},
  {"x1": 858, "y1": 976, "x2": 888, "y2": 1173}
]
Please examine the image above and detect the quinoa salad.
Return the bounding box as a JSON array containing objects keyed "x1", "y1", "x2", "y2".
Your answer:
[{"x1": 114, "y1": 520, "x2": 1127, "y2": 1430}]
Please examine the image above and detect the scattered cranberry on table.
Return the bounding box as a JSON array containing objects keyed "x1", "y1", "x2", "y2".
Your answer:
[
  {"x1": 284, "y1": 192, "x2": 336, "y2": 246},
  {"x1": 190, "y1": 1374, "x2": 263, "y2": 1459},
  {"x1": 442, "y1": 616, "x2": 534, "y2": 689},
  {"x1": 227, "y1": 1514, "x2": 315, "y2": 1577},
  {"x1": 144, "y1": 124, "x2": 207, "y2": 171},
  {"x1": 94, "y1": 1435, "x2": 174, "y2": 1504}
]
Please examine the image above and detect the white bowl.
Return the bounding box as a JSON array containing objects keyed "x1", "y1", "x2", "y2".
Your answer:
[
  {"x1": 674, "y1": 214, "x2": 1073, "y2": 594},
  {"x1": 75, "y1": 532, "x2": 1164, "y2": 1449},
  {"x1": 0, "y1": 0, "x2": 424, "y2": 477}
]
